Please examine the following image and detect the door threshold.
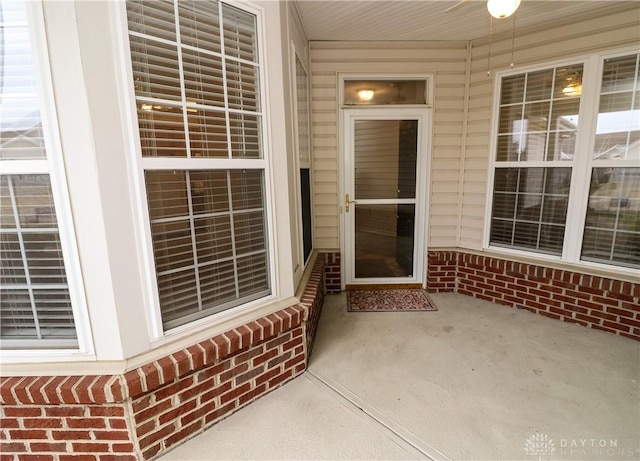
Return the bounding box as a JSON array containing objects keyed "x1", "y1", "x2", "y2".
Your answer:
[{"x1": 345, "y1": 283, "x2": 423, "y2": 291}]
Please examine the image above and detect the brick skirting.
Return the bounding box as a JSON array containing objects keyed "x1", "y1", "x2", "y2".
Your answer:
[
  {"x1": 323, "y1": 252, "x2": 341, "y2": 293},
  {"x1": 0, "y1": 255, "x2": 327, "y2": 460},
  {"x1": 428, "y1": 250, "x2": 640, "y2": 341}
]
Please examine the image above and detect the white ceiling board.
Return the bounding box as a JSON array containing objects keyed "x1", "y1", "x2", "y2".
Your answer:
[{"x1": 295, "y1": 1, "x2": 640, "y2": 42}]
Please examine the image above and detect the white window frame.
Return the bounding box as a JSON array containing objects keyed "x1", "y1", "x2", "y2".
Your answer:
[
  {"x1": 290, "y1": 43, "x2": 314, "y2": 270},
  {"x1": 484, "y1": 47, "x2": 640, "y2": 275},
  {"x1": 0, "y1": 1, "x2": 93, "y2": 360},
  {"x1": 114, "y1": 0, "x2": 280, "y2": 343}
]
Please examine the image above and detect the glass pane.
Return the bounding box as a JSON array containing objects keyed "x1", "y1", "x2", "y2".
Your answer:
[
  {"x1": 234, "y1": 211, "x2": 266, "y2": 255},
  {"x1": 200, "y1": 260, "x2": 236, "y2": 309},
  {"x1": 582, "y1": 167, "x2": 640, "y2": 268},
  {"x1": 501, "y1": 75, "x2": 525, "y2": 105},
  {"x1": 602, "y1": 55, "x2": 638, "y2": 93},
  {"x1": 157, "y1": 267, "x2": 200, "y2": 323},
  {"x1": 145, "y1": 169, "x2": 270, "y2": 329},
  {"x1": 230, "y1": 170, "x2": 263, "y2": 210},
  {"x1": 236, "y1": 253, "x2": 269, "y2": 298},
  {"x1": 497, "y1": 64, "x2": 583, "y2": 163},
  {"x1": 225, "y1": 60, "x2": 259, "y2": 112},
  {"x1": 178, "y1": 1, "x2": 221, "y2": 54},
  {"x1": 553, "y1": 64, "x2": 584, "y2": 99},
  {"x1": 187, "y1": 107, "x2": 228, "y2": 158},
  {"x1": 593, "y1": 54, "x2": 639, "y2": 162},
  {"x1": 222, "y1": 4, "x2": 258, "y2": 63},
  {"x1": 355, "y1": 204, "x2": 415, "y2": 278},
  {"x1": 127, "y1": 0, "x2": 176, "y2": 42},
  {"x1": 145, "y1": 171, "x2": 189, "y2": 219},
  {"x1": 229, "y1": 113, "x2": 261, "y2": 159},
  {"x1": 0, "y1": 174, "x2": 76, "y2": 341},
  {"x1": 129, "y1": 35, "x2": 182, "y2": 101},
  {"x1": 0, "y1": 1, "x2": 46, "y2": 160},
  {"x1": 137, "y1": 103, "x2": 187, "y2": 157},
  {"x1": 490, "y1": 168, "x2": 570, "y2": 255},
  {"x1": 194, "y1": 215, "x2": 232, "y2": 263},
  {"x1": 354, "y1": 120, "x2": 417, "y2": 200},
  {"x1": 344, "y1": 80, "x2": 427, "y2": 105},
  {"x1": 525, "y1": 69, "x2": 553, "y2": 102},
  {"x1": 182, "y1": 48, "x2": 225, "y2": 108}
]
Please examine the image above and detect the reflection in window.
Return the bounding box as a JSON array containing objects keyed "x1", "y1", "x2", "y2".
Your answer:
[
  {"x1": 593, "y1": 54, "x2": 639, "y2": 162},
  {"x1": 490, "y1": 168, "x2": 570, "y2": 255},
  {"x1": 582, "y1": 168, "x2": 640, "y2": 268}
]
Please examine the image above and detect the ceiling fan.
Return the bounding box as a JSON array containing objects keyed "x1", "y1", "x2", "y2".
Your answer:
[{"x1": 445, "y1": 0, "x2": 522, "y2": 19}]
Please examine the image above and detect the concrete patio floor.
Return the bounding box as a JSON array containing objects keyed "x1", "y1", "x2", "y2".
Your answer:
[{"x1": 160, "y1": 292, "x2": 640, "y2": 461}]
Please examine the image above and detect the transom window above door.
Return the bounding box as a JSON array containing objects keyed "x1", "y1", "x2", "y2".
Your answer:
[{"x1": 343, "y1": 79, "x2": 428, "y2": 106}]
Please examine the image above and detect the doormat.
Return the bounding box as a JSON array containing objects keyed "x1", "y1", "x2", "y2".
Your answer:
[{"x1": 347, "y1": 289, "x2": 438, "y2": 312}]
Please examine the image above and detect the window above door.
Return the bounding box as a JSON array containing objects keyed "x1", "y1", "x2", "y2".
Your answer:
[{"x1": 341, "y1": 76, "x2": 432, "y2": 107}]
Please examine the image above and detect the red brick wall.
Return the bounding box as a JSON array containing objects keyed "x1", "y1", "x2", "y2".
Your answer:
[
  {"x1": 300, "y1": 256, "x2": 326, "y2": 356},
  {"x1": 428, "y1": 250, "x2": 640, "y2": 341},
  {"x1": 324, "y1": 252, "x2": 341, "y2": 293},
  {"x1": 130, "y1": 310, "x2": 306, "y2": 459},
  {"x1": 0, "y1": 258, "x2": 326, "y2": 461}
]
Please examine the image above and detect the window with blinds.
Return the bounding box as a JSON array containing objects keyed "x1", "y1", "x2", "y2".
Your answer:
[
  {"x1": 126, "y1": 0, "x2": 271, "y2": 331},
  {"x1": 0, "y1": 0, "x2": 78, "y2": 347},
  {"x1": 582, "y1": 54, "x2": 640, "y2": 268},
  {"x1": 489, "y1": 52, "x2": 639, "y2": 270},
  {"x1": 490, "y1": 65, "x2": 581, "y2": 255}
]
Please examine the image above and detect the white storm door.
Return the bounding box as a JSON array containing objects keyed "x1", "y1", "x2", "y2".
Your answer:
[{"x1": 343, "y1": 108, "x2": 429, "y2": 286}]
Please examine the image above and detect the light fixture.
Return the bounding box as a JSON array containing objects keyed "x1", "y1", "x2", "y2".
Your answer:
[
  {"x1": 562, "y1": 82, "x2": 582, "y2": 97},
  {"x1": 357, "y1": 89, "x2": 375, "y2": 101},
  {"x1": 487, "y1": 0, "x2": 521, "y2": 19}
]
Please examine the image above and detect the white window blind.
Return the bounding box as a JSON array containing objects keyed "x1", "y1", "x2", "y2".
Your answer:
[
  {"x1": 126, "y1": 0, "x2": 270, "y2": 331},
  {"x1": 489, "y1": 52, "x2": 640, "y2": 270},
  {"x1": 0, "y1": 0, "x2": 77, "y2": 347}
]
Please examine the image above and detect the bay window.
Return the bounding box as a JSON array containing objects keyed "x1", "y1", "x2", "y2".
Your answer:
[
  {"x1": 488, "y1": 51, "x2": 640, "y2": 270},
  {"x1": 126, "y1": 0, "x2": 272, "y2": 331}
]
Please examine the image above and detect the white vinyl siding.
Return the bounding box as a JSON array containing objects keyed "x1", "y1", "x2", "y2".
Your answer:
[{"x1": 126, "y1": 0, "x2": 271, "y2": 331}]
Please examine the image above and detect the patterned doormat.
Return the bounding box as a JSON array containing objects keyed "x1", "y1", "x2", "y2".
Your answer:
[{"x1": 347, "y1": 289, "x2": 438, "y2": 312}]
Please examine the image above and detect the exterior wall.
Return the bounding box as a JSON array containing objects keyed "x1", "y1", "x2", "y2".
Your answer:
[
  {"x1": 460, "y1": 4, "x2": 640, "y2": 250},
  {"x1": 309, "y1": 41, "x2": 469, "y2": 251},
  {"x1": 428, "y1": 251, "x2": 640, "y2": 341},
  {"x1": 0, "y1": 256, "x2": 327, "y2": 460}
]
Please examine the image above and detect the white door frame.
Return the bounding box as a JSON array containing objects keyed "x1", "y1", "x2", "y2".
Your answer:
[{"x1": 341, "y1": 107, "x2": 431, "y2": 288}]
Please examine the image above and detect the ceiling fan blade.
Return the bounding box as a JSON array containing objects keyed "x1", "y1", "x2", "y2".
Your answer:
[{"x1": 445, "y1": 0, "x2": 470, "y2": 13}]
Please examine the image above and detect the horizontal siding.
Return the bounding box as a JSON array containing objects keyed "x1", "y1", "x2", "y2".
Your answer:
[
  {"x1": 459, "y1": 4, "x2": 640, "y2": 251},
  {"x1": 310, "y1": 41, "x2": 468, "y2": 250}
]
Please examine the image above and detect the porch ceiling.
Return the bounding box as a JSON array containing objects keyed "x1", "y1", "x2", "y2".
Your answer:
[{"x1": 294, "y1": 0, "x2": 638, "y2": 42}]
